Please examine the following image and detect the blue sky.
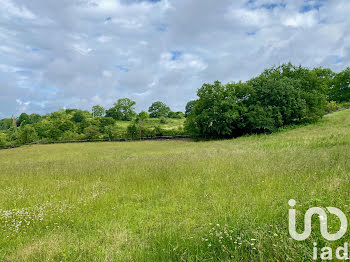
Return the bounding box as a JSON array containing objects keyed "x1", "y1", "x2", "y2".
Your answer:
[{"x1": 0, "y1": 0, "x2": 349, "y2": 118}]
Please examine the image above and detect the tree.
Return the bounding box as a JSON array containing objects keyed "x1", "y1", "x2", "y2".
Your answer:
[
  {"x1": 29, "y1": 113, "x2": 41, "y2": 124},
  {"x1": 0, "y1": 118, "x2": 12, "y2": 130},
  {"x1": 136, "y1": 111, "x2": 149, "y2": 122},
  {"x1": 84, "y1": 125, "x2": 101, "y2": 139},
  {"x1": 72, "y1": 111, "x2": 86, "y2": 123},
  {"x1": 168, "y1": 111, "x2": 183, "y2": 119},
  {"x1": 148, "y1": 101, "x2": 170, "y2": 118},
  {"x1": 106, "y1": 98, "x2": 136, "y2": 121},
  {"x1": 98, "y1": 117, "x2": 115, "y2": 132},
  {"x1": 329, "y1": 68, "x2": 350, "y2": 102},
  {"x1": 185, "y1": 64, "x2": 327, "y2": 138},
  {"x1": 18, "y1": 125, "x2": 38, "y2": 144},
  {"x1": 17, "y1": 113, "x2": 30, "y2": 126},
  {"x1": 92, "y1": 105, "x2": 105, "y2": 118},
  {"x1": 185, "y1": 100, "x2": 197, "y2": 117}
]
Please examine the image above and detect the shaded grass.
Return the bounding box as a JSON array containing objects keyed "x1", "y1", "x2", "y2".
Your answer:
[{"x1": 1, "y1": 110, "x2": 350, "y2": 261}]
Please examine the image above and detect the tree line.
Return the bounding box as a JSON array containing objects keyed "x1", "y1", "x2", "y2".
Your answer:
[
  {"x1": 1, "y1": 63, "x2": 350, "y2": 148},
  {"x1": 0, "y1": 100, "x2": 185, "y2": 148}
]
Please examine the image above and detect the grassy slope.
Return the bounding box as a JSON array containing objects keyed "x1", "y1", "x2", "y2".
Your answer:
[
  {"x1": 0, "y1": 110, "x2": 350, "y2": 261},
  {"x1": 116, "y1": 118, "x2": 185, "y2": 130}
]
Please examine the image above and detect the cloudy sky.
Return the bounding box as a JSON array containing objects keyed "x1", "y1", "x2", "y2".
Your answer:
[{"x1": 0, "y1": 0, "x2": 349, "y2": 118}]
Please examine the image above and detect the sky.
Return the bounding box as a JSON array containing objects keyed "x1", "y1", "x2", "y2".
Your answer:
[{"x1": 0, "y1": 0, "x2": 349, "y2": 118}]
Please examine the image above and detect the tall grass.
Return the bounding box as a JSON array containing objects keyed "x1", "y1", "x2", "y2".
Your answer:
[{"x1": 1, "y1": 110, "x2": 350, "y2": 261}]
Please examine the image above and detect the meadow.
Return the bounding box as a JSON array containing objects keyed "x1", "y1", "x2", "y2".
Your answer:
[{"x1": 1, "y1": 110, "x2": 350, "y2": 261}]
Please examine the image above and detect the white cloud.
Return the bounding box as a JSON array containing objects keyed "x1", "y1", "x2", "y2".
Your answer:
[{"x1": 0, "y1": 0, "x2": 349, "y2": 117}]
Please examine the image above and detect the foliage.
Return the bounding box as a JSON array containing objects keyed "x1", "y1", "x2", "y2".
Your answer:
[
  {"x1": 72, "y1": 110, "x2": 87, "y2": 123},
  {"x1": 148, "y1": 101, "x2": 171, "y2": 118},
  {"x1": 136, "y1": 111, "x2": 149, "y2": 122},
  {"x1": 329, "y1": 67, "x2": 350, "y2": 102},
  {"x1": 185, "y1": 100, "x2": 197, "y2": 117},
  {"x1": 326, "y1": 101, "x2": 339, "y2": 113},
  {"x1": 159, "y1": 116, "x2": 168, "y2": 124},
  {"x1": 84, "y1": 125, "x2": 101, "y2": 139},
  {"x1": 0, "y1": 118, "x2": 12, "y2": 130},
  {"x1": 0, "y1": 133, "x2": 6, "y2": 148},
  {"x1": 92, "y1": 105, "x2": 105, "y2": 118},
  {"x1": 106, "y1": 98, "x2": 136, "y2": 121},
  {"x1": 186, "y1": 64, "x2": 329, "y2": 138},
  {"x1": 168, "y1": 111, "x2": 184, "y2": 119},
  {"x1": 18, "y1": 125, "x2": 38, "y2": 144}
]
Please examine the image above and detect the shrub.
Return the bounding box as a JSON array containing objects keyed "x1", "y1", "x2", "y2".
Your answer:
[
  {"x1": 84, "y1": 125, "x2": 101, "y2": 139},
  {"x1": 159, "y1": 116, "x2": 168, "y2": 124},
  {"x1": 0, "y1": 133, "x2": 7, "y2": 148},
  {"x1": 18, "y1": 125, "x2": 38, "y2": 144},
  {"x1": 326, "y1": 101, "x2": 339, "y2": 113},
  {"x1": 104, "y1": 125, "x2": 126, "y2": 140},
  {"x1": 60, "y1": 131, "x2": 84, "y2": 141}
]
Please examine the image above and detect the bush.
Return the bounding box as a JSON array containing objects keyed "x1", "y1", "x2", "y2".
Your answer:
[
  {"x1": 159, "y1": 116, "x2": 168, "y2": 124},
  {"x1": 84, "y1": 125, "x2": 101, "y2": 139},
  {"x1": 104, "y1": 125, "x2": 126, "y2": 140},
  {"x1": 326, "y1": 101, "x2": 339, "y2": 113},
  {"x1": 18, "y1": 125, "x2": 38, "y2": 144},
  {"x1": 0, "y1": 133, "x2": 7, "y2": 148},
  {"x1": 60, "y1": 131, "x2": 84, "y2": 141}
]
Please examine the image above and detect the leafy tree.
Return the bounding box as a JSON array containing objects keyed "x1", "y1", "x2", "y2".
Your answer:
[
  {"x1": 185, "y1": 100, "x2": 197, "y2": 117},
  {"x1": 106, "y1": 98, "x2": 136, "y2": 121},
  {"x1": 168, "y1": 111, "x2": 184, "y2": 119},
  {"x1": 18, "y1": 125, "x2": 38, "y2": 144},
  {"x1": 58, "y1": 120, "x2": 75, "y2": 132},
  {"x1": 17, "y1": 113, "x2": 30, "y2": 126},
  {"x1": 98, "y1": 117, "x2": 115, "y2": 131},
  {"x1": 329, "y1": 67, "x2": 350, "y2": 102},
  {"x1": 0, "y1": 118, "x2": 12, "y2": 130},
  {"x1": 84, "y1": 125, "x2": 100, "y2": 139},
  {"x1": 185, "y1": 64, "x2": 327, "y2": 138},
  {"x1": 72, "y1": 111, "x2": 86, "y2": 123},
  {"x1": 47, "y1": 124, "x2": 62, "y2": 140},
  {"x1": 136, "y1": 111, "x2": 149, "y2": 122},
  {"x1": 126, "y1": 123, "x2": 139, "y2": 139},
  {"x1": 92, "y1": 105, "x2": 105, "y2": 118},
  {"x1": 29, "y1": 113, "x2": 41, "y2": 124},
  {"x1": 148, "y1": 101, "x2": 170, "y2": 118},
  {"x1": 104, "y1": 125, "x2": 125, "y2": 140}
]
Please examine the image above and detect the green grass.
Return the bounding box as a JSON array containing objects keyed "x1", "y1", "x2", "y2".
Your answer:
[
  {"x1": 116, "y1": 118, "x2": 185, "y2": 130},
  {"x1": 1, "y1": 110, "x2": 350, "y2": 261}
]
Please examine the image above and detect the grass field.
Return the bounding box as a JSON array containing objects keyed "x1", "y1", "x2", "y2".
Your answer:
[{"x1": 1, "y1": 110, "x2": 350, "y2": 261}]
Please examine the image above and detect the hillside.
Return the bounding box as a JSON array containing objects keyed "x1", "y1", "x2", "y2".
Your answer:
[{"x1": 0, "y1": 110, "x2": 350, "y2": 261}]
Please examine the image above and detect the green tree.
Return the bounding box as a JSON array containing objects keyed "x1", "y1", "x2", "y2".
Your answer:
[
  {"x1": 84, "y1": 125, "x2": 100, "y2": 139},
  {"x1": 18, "y1": 125, "x2": 38, "y2": 144},
  {"x1": 0, "y1": 118, "x2": 12, "y2": 130},
  {"x1": 185, "y1": 100, "x2": 197, "y2": 117},
  {"x1": 29, "y1": 113, "x2": 41, "y2": 124},
  {"x1": 92, "y1": 105, "x2": 105, "y2": 118},
  {"x1": 136, "y1": 111, "x2": 149, "y2": 122},
  {"x1": 329, "y1": 68, "x2": 350, "y2": 102},
  {"x1": 72, "y1": 111, "x2": 86, "y2": 123},
  {"x1": 148, "y1": 101, "x2": 170, "y2": 118},
  {"x1": 106, "y1": 98, "x2": 136, "y2": 121},
  {"x1": 17, "y1": 113, "x2": 30, "y2": 126}
]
